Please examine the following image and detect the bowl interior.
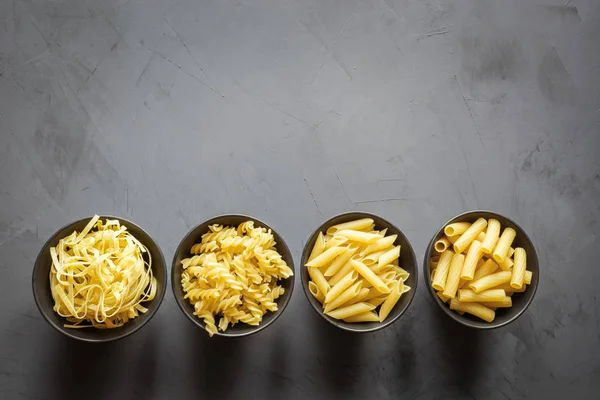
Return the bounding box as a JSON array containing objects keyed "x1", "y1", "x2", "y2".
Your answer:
[
  {"x1": 171, "y1": 215, "x2": 295, "y2": 337},
  {"x1": 424, "y1": 210, "x2": 539, "y2": 329},
  {"x1": 301, "y1": 212, "x2": 418, "y2": 332},
  {"x1": 33, "y1": 216, "x2": 167, "y2": 342}
]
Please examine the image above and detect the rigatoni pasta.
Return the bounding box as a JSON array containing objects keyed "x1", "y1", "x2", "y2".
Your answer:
[
  {"x1": 306, "y1": 219, "x2": 411, "y2": 324},
  {"x1": 429, "y1": 216, "x2": 534, "y2": 323}
]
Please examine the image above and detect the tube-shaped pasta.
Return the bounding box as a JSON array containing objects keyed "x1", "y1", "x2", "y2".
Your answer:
[
  {"x1": 325, "y1": 270, "x2": 358, "y2": 303},
  {"x1": 508, "y1": 247, "x2": 515, "y2": 258},
  {"x1": 481, "y1": 219, "x2": 500, "y2": 254},
  {"x1": 431, "y1": 250, "x2": 453, "y2": 291},
  {"x1": 340, "y1": 287, "x2": 370, "y2": 308},
  {"x1": 324, "y1": 246, "x2": 358, "y2": 277},
  {"x1": 461, "y1": 240, "x2": 483, "y2": 281},
  {"x1": 453, "y1": 218, "x2": 487, "y2": 254},
  {"x1": 343, "y1": 311, "x2": 380, "y2": 323},
  {"x1": 524, "y1": 270, "x2": 532, "y2": 285},
  {"x1": 360, "y1": 234, "x2": 397, "y2": 256},
  {"x1": 335, "y1": 230, "x2": 380, "y2": 243},
  {"x1": 444, "y1": 222, "x2": 471, "y2": 236},
  {"x1": 308, "y1": 281, "x2": 325, "y2": 303},
  {"x1": 436, "y1": 291, "x2": 450, "y2": 303},
  {"x1": 434, "y1": 237, "x2": 451, "y2": 253},
  {"x1": 328, "y1": 255, "x2": 358, "y2": 286},
  {"x1": 378, "y1": 271, "x2": 396, "y2": 285},
  {"x1": 457, "y1": 288, "x2": 506, "y2": 303},
  {"x1": 305, "y1": 246, "x2": 346, "y2": 268},
  {"x1": 379, "y1": 280, "x2": 402, "y2": 322},
  {"x1": 510, "y1": 247, "x2": 526, "y2": 289},
  {"x1": 324, "y1": 236, "x2": 348, "y2": 250},
  {"x1": 368, "y1": 297, "x2": 387, "y2": 307},
  {"x1": 378, "y1": 246, "x2": 400, "y2": 269},
  {"x1": 326, "y1": 302, "x2": 376, "y2": 320},
  {"x1": 461, "y1": 258, "x2": 499, "y2": 287},
  {"x1": 468, "y1": 270, "x2": 512, "y2": 293},
  {"x1": 450, "y1": 299, "x2": 495, "y2": 323},
  {"x1": 324, "y1": 281, "x2": 362, "y2": 313},
  {"x1": 363, "y1": 250, "x2": 386, "y2": 266},
  {"x1": 447, "y1": 235, "x2": 460, "y2": 244},
  {"x1": 499, "y1": 256, "x2": 514, "y2": 271},
  {"x1": 493, "y1": 283, "x2": 525, "y2": 293},
  {"x1": 308, "y1": 267, "x2": 330, "y2": 295},
  {"x1": 492, "y1": 227, "x2": 516, "y2": 264},
  {"x1": 326, "y1": 218, "x2": 374, "y2": 235},
  {"x1": 481, "y1": 296, "x2": 512, "y2": 308},
  {"x1": 352, "y1": 260, "x2": 390, "y2": 294},
  {"x1": 308, "y1": 232, "x2": 326, "y2": 262},
  {"x1": 442, "y1": 253, "x2": 465, "y2": 299}
]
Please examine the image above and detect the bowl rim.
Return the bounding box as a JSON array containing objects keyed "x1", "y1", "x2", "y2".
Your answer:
[
  {"x1": 423, "y1": 209, "x2": 539, "y2": 329},
  {"x1": 32, "y1": 215, "x2": 168, "y2": 343},
  {"x1": 300, "y1": 211, "x2": 418, "y2": 333},
  {"x1": 171, "y1": 213, "x2": 295, "y2": 338}
]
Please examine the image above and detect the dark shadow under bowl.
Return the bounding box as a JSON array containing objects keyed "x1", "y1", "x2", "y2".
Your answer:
[
  {"x1": 423, "y1": 210, "x2": 539, "y2": 329},
  {"x1": 32, "y1": 216, "x2": 167, "y2": 343},
  {"x1": 171, "y1": 214, "x2": 295, "y2": 337},
  {"x1": 301, "y1": 212, "x2": 418, "y2": 333}
]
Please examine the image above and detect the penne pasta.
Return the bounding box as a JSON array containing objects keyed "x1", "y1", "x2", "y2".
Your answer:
[
  {"x1": 378, "y1": 246, "x2": 401, "y2": 269},
  {"x1": 460, "y1": 240, "x2": 483, "y2": 281},
  {"x1": 453, "y1": 218, "x2": 487, "y2": 254},
  {"x1": 367, "y1": 297, "x2": 387, "y2": 307},
  {"x1": 457, "y1": 289, "x2": 506, "y2": 303},
  {"x1": 481, "y1": 219, "x2": 500, "y2": 254},
  {"x1": 326, "y1": 302, "x2": 376, "y2": 320},
  {"x1": 325, "y1": 270, "x2": 358, "y2": 304},
  {"x1": 379, "y1": 280, "x2": 403, "y2": 322},
  {"x1": 442, "y1": 253, "x2": 465, "y2": 299},
  {"x1": 335, "y1": 230, "x2": 380, "y2": 243},
  {"x1": 308, "y1": 281, "x2": 325, "y2": 303},
  {"x1": 324, "y1": 236, "x2": 348, "y2": 250},
  {"x1": 450, "y1": 299, "x2": 495, "y2": 323},
  {"x1": 360, "y1": 234, "x2": 397, "y2": 256},
  {"x1": 327, "y1": 256, "x2": 358, "y2": 286},
  {"x1": 308, "y1": 266, "x2": 331, "y2": 295},
  {"x1": 431, "y1": 250, "x2": 453, "y2": 291},
  {"x1": 468, "y1": 270, "x2": 512, "y2": 293},
  {"x1": 510, "y1": 247, "x2": 526, "y2": 289},
  {"x1": 444, "y1": 222, "x2": 471, "y2": 236},
  {"x1": 340, "y1": 287, "x2": 370, "y2": 308},
  {"x1": 363, "y1": 250, "x2": 386, "y2": 266},
  {"x1": 492, "y1": 227, "x2": 516, "y2": 264},
  {"x1": 326, "y1": 219, "x2": 374, "y2": 236},
  {"x1": 324, "y1": 281, "x2": 362, "y2": 313},
  {"x1": 343, "y1": 310, "x2": 380, "y2": 323},
  {"x1": 352, "y1": 260, "x2": 390, "y2": 294},
  {"x1": 324, "y1": 246, "x2": 358, "y2": 277},
  {"x1": 308, "y1": 232, "x2": 326, "y2": 262},
  {"x1": 306, "y1": 246, "x2": 346, "y2": 268}
]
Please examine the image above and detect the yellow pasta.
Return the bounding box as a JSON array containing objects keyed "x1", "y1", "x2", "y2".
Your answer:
[
  {"x1": 306, "y1": 219, "x2": 411, "y2": 324},
  {"x1": 524, "y1": 270, "x2": 532, "y2": 285},
  {"x1": 468, "y1": 270, "x2": 512, "y2": 293},
  {"x1": 444, "y1": 222, "x2": 471, "y2": 236},
  {"x1": 450, "y1": 299, "x2": 495, "y2": 323},
  {"x1": 181, "y1": 221, "x2": 293, "y2": 336},
  {"x1": 492, "y1": 227, "x2": 516, "y2": 264},
  {"x1": 457, "y1": 289, "x2": 506, "y2": 303},
  {"x1": 499, "y1": 256, "x2": 514, "y2": 271},
  {"x1": 460, "y1": 240, "x2": 483, "y2": 281},
  {"x1": 326, "y1": 218, "x2": 374, "y2": 235},
  {"x1": 308, "y1": 281, "x2": 325, "y2": 303},
  {"x1": 453, "y1": 218, "x2": 487, "y2": 253},
  {"x1": 434, "y1": 237, "x2": 451, "y2": 253},
  {"x1": 326, "y1": 302, "x2": 376, "y2": 320},
  {"x1": 305, "y1": 246, "x2": 346, "y2": 268},
  {"x1": 510, "y1": 247, "x2": 526, "y2": 289},
  {"x1": 442, "y1": 253, "x2": 465, "y2": 299},
  {"x1": 481, "y1": 297, "x2": 512, "y2": 308},
  {"x1": 49, "y1": 215, "x2": 156, "y2": 329},
  {"x1": 436, "y1": 291, "x2": 450, "y2": 303},
  {"x1": 481, "y1": 219, "x2": 500, "y2": 254},
  {"x1": 308, "y1": 232, "x2": 326, "y2": 261},
  {"x1": 431, "y1": 250, "x2": 453, "y2": 291}
]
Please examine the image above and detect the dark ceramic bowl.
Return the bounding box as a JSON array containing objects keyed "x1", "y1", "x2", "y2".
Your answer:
[
  {"x1": 301, "y1": 212, "x2": 418, "y2": 333},
  {"x1": 32, "y1": 216, "x2": 167, "y2": 342},
  {"x1": 172, "y1": 214, "x2": 295, "y2": 337},
  {"x1": 424, "y1": 210, "x2": 539, "y2": 329}
]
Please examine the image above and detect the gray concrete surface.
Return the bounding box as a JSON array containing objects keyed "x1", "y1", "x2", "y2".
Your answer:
[{"x1": 1, "y1": 0, "x2": 599, "y2": 399}]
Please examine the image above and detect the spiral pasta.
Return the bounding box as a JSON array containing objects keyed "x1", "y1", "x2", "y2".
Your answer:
[
  {"x1": 49, "y1": 215, "x2": 157, "y2": 329},
  {"x1": 181, "y1": 221, "x2": 293, "y2": 336}
]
